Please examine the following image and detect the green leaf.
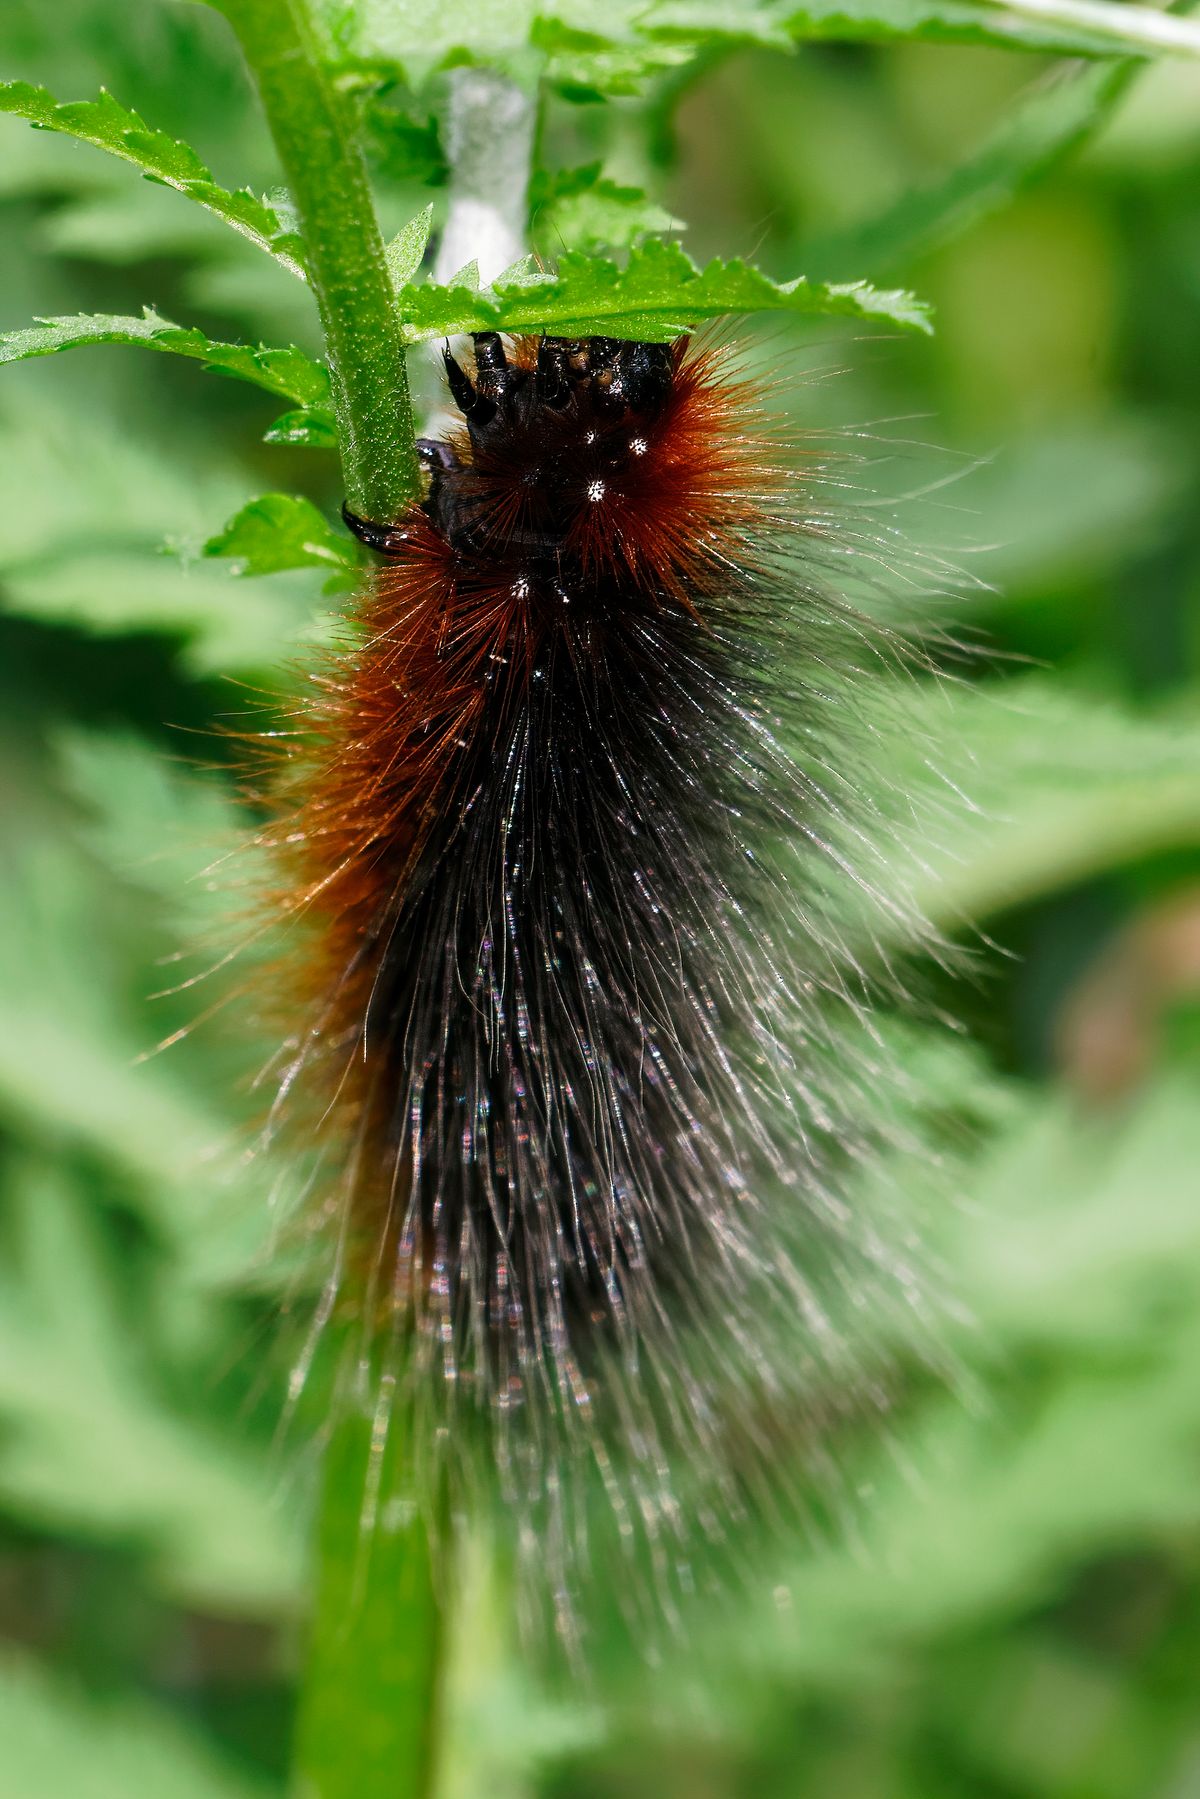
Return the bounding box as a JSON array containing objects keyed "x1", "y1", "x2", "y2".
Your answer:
[
  {"x1": 0, "y1": 308, "x2": 331, "y2": 407},
  {"x1": 315, "y1": 0, "x2": 1169, "y2": 105},
  {"x1": 869, "y1": 678, "x2": 1200, "y2": 928},
  {"x1": 0, "y1": 392, "x2": 317, "y2": 678},
  {"x1": 446, "y1": 256, "x2": 482, "y2": 292},
  {"x1": 0, "y1": 790, "x2": 250, "y2": 1267},
  {"x1": 532, "y1": 16, "x2": 698, "y2": 98},
  {"x1": 961, "y1": 419, "x2": 1186, "y2": 592},
  {"x1": 976, "y1": 0, "x2": 1200, "y2": 60},
  {"x1": 807, "y1": 60, "x2": 1140, "y2": 278},
  {"x1": 0, "y1": 79, "x2": 306, "y2": 276},
  {"x1": 687, "y1": 1071, "x2": 1200, "y2": 1705},
  {"x1": 636, "y1": 0, "x2": 798, "y2": 51},
  {"x1": 0, "y1": 1161, "x2": 301, "y2": 1611},
  {"x1": 396, "y1": 238, "x2": 932, "y2": 342},
  {"x1": 0, "y1": 1652, "x2": 276, "y2": 1799},
  {"x1": 383, "y1": 200, "x2": 434, "y2": 292},
  {"x1": 203, "y1": 493, "x2": 356, "y2": 577},
  {"x1": 333, "y1": 0, "x2": 1101, "y2": 111},
  {"x1": 782, "y1": 0, "x2": 1144, "y2": 55},
  {"x1": 263, "y1": 405, "x2": 340, "y2": 448},
  {"x1": 362, "y1": 89, "x2": 447, "y2": 185},
  {"x1": 530, "y1": 163, "x2": 678, "y2": 254},
  {"x1": 321, "y1": 1, "x2": 698, "y2": 95}
]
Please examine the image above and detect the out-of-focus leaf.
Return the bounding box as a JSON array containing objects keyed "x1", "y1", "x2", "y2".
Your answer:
[
  {"x1": 396, "y1": 239, "x2": 933, "y2": 342},
  {"x1": 782, "y1": 0, "x2": 1142, "y2": 55},
  {"x1": 530, "y1": 13, "x2": 697, "y2": 98},
  {"x1": 2, "y1": 549, "x2": 319, "y2": 677},
  {"x1": 530, "y1": 163, "x2": 677, "y2": 253},
  {"x1": 956, "y1": 1073, "x2": 1200, "y2": 1345},
  {"x1": 321, "y1": 0, "x2": 1128, "y2": 108},
  {"x1": 874, "y1": 678, "x2": 1200, "y2": 926},
  {"x1": 362, "y1": 91, "x2": 447, "y2": 184},
  {"x1": 34, "y1": 178, "x2": 232, "y2": 264},
  {"x1": 961, "y1": 422, "x2": 1188, "y2": 592},
  {"x1": 204, "y1": 493, "x2": 356, "y2": 578},
  {"x1": 317, "y1": 0, "x2": 693, "y2": 93},
  {"x1": 0, "y1": 310, "x2": 330, "y2": 407},
  {"x1": 0, "y1": 1653, "x2": 275, "y2": 1799},
  {"x1": 0, "y1": 79, "x2": 305, "y2": 275},
  {"x1": 0, "y1": 396, "x2": 320, "y2": 677},
  {"x1": 0, "y1": 1160, "x2": 300, "y2": 1609},
  {"x1": 0, "y1": 810, "x2": 254, "y2": 1270},
  {"x1": 607, "y1": 1064, "x2": 1200, "y2": 1732},
  {"x1": 807, "y1": 59, "x2": 1140, "y2": 279}
]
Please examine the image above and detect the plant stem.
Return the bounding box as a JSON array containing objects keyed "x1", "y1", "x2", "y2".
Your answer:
[
  {"x1": 212, "y1": 6, "x2": 439, "y2": 1790},
  {"x1": 215, "y1": 0, "x2": 421, "y2": 518},
  {"x1": 290, "y1": 1394, "x2": 444, "y2": 1799},
  {"x1": 434, "y1": 67, "x2": 537, "y2": 285}
]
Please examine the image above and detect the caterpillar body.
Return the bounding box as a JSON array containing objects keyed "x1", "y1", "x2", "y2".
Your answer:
[{"x1": 266, "y1": 329, "x2": 938, "y2": 1591}]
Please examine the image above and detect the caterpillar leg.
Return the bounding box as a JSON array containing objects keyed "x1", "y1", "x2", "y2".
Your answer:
[
  {"x1": 343, "y1": 441, "x2": 468, "y2": 558},
  {"x1": 341, "y1": 503, "x2": 412, "y2": 558}
]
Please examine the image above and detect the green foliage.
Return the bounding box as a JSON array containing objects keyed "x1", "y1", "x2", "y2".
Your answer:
[
  {"x1": 263, "y1": 406, "x2": 339, "y2": 448},
  {"x1": 0, "y1": 392, "x2": 318, "y2": 675},
  {"x1": 395, "y1": 239, "x2": 933, "y2": 341},
  {"x1": 316, "y1": 0, "x2": 1153, "y2": 94},
  {"x1": 807, "y1": 57, "x2": 1138, "y2": 277},
  {"x1": 0, "y1": 309, "x2": 330, "y2": 404},
  {"x1": 318, "y1": 0, "x2": 792, "y2": 96},
  {"x1": 361, "y1": 92, "x2": 447, "y2": 187},
  {"x1": 383, "y1": 200, "x2": 434, "y2": 291},
  {"x1": 0, "y1": 1653, "x2": 274, "y2": 1799},
  {"x1": 529, "y1": 163, "x2": 677, "y2": 253},
  {"x1": 3, "y1": 0, "x2": 1200, "y2": 1794},
  {"x1": 0, "y1": 79, "x2": 305, "y2": 274},
  {"x1": 858, "y1": 677, "x2": 1200, "y2": 929},
  {"x1": 782, "y1": 0, "x2": 1139, "y2": 54},
  {"x1": 204, "y1": 492, "x2": 357, "y2": 577}
]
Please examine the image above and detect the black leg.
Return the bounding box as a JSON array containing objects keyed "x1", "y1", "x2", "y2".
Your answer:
[
  {"x1": 442, "y1": 346, "x2": 496, "y2": 425},
  {"x1": 342, "y1": 502, "x2": 410, "y2": 558}
]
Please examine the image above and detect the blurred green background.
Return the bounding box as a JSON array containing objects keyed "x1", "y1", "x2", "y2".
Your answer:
[{"x1": 3, "y1": 2, "x2": 1200, "y2": 1794}]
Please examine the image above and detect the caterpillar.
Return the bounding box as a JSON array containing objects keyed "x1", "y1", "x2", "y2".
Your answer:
[{"x1": 263, "y1": 328, "x2": 943, "y2": 1608}]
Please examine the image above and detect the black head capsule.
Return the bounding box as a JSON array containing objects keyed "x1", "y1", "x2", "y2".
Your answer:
[{"x1": 348, "y1": 333, "x2": 680, "y2": 557}]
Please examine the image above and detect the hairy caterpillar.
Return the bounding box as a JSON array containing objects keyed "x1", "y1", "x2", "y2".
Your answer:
[{"x1": 261, "y1": 328, "x2": 945, "y2": 1614}]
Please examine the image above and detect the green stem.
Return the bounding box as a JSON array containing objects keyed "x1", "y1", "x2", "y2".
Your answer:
[
  {"x1": 291, "y1": 1394, "x2": 444, "y2": 1799},
  {"x1": 215, "y1": 0, "x2": 421, "y2": 518},
  {"x1": 212, "y1": 6, "x2": 438, "y2": 1789}
]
